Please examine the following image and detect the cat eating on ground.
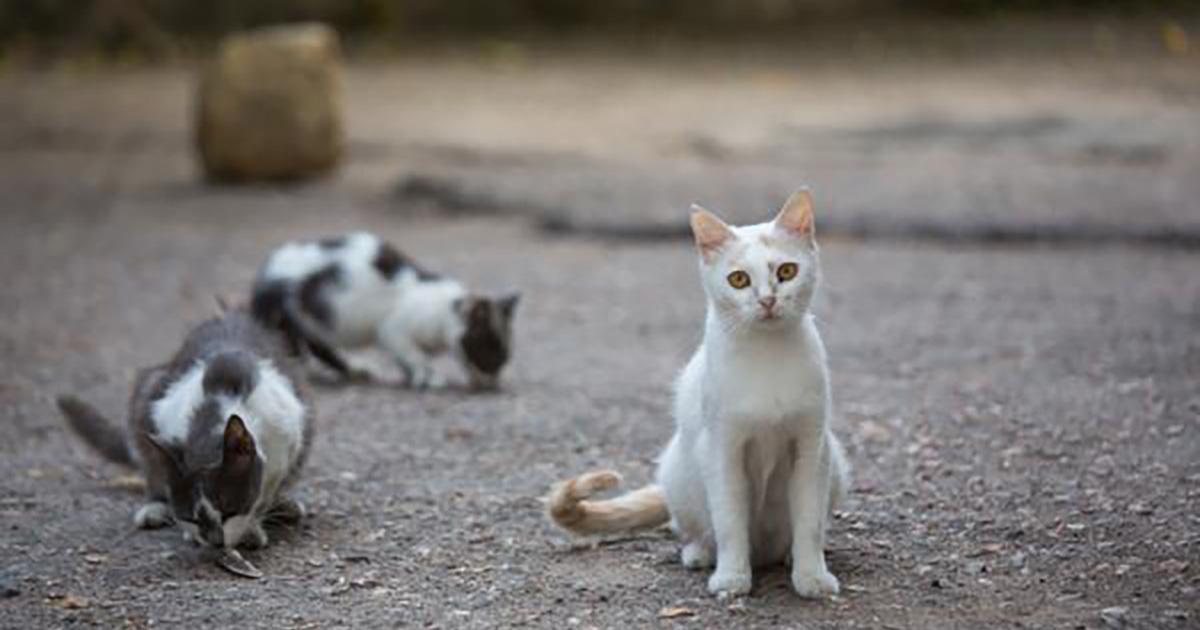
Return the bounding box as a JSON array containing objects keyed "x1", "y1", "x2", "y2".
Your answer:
[
  {"x1": 548, "y1": 190, "x2": 849, "y2": 599},
  {"x1": 251, "y1": 232, "x2": 519, "y2": 390},
  {"x1": 57, "y1": 309, "x2": 313, "y2": 571}
]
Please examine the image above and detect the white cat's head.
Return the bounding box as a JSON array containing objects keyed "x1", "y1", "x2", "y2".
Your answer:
[{"x1": 689, "y1": 190, "x2": 819, "y2": 329}]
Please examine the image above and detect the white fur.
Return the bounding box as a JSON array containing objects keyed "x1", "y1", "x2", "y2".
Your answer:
[
  {"x1": 377, "y1": 272, "x2": 467, "y2": 387},
  {"x1": 263, "y1": 233, "x2": 489, "y2": 387},
  {"x1": 221, "y1": 360, "x2": 306, "y2": 500},
  {"x1": 262, "y1": 232, "x2": 397, "y2": 347},
  {"x1": 149, "y1": 362, "x2": 206, "y2": 444},
  {"x1": 217, "y1": 360, "x2": 305, "y2": 547},
  {"x1": 148, "y1": 356, "x2": 307, "y2": 548},
  {"x1": 657, "y1": 206, "x2": 848, "y2": 599},
  {"x1": 324, "y1": 233, "x2": 397, "y2": 346}
]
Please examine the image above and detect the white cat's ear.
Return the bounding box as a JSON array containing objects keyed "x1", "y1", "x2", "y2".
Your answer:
[
  {"x1": 773, "y1": 189, "x2": 815, "y2": 241},
  {"x1": 689, "y1": 205, "x2": 734, "y2": 262}
]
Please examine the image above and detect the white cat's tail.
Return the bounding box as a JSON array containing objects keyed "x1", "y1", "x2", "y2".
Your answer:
[{"x1": 547, "y1": 470, "x2": 669, "y2": 536}]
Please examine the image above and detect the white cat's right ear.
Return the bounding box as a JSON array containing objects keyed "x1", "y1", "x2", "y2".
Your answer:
[
  {"x1": 773, "y1": 189, "x2": 816, "y2": 243},
  {"x1": 689, "y1": 205, "x2": 734, "y2": 262}
]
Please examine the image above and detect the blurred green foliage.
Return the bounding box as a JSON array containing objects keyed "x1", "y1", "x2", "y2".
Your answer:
[{"x1": 1, "y1": 0, "x2": 1195, "y2": 56}]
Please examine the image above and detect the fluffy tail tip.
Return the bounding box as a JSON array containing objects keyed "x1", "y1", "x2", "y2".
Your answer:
[{"x1": 547, "y1": 469, "x2": 622, "y2": 525}]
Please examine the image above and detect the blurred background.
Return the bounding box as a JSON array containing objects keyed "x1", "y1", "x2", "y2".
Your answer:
[{"x1": 1, "y1": 0, "x2": 1196, "y2": 241}]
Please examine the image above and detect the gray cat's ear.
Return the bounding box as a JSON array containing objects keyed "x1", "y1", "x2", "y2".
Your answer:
[
  {"x1": 222, "y1": 415, "x2": 256, "y2": 466},
  {"x1": 689, "y1": 205, "x2": 734, "y2": 262},
  {"x1": 498, "y1": 292, "x2": 520, "y2": 319},
  {"x1": 773, "y1": 189, "x2": 815, "y2": 241}
]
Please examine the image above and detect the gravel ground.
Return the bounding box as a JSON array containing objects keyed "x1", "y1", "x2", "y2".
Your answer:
[{"x1": 0, "y1": 42, "x2": 1197, "y2": 629}]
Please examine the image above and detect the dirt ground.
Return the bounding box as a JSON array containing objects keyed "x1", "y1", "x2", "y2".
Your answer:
[{"x1": 1, "y1": 37, "x2": 1198, "y2": 629}]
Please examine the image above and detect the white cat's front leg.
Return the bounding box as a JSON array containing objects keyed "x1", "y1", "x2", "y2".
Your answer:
[
  {"x1": 704, "y1": 432, "x2": 753, "y2": 598},
  {"x1": 378, "y1": 327, "x2": 436, "y2": 388},
  {"x1": 788, "y1": 432, "x2": 839, "y2": 598}
]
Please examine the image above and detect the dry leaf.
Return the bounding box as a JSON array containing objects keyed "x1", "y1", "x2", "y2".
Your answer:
[
  {"x1": 216, "y1": 549, "x2": 263, "y2": 579},
  {"x1": 50, "y1": 594, "x2": 90, "y2": 610},
  {"x1": 83, "y1": 553, "x2": 107, "y2": 564},
  {"x1": 106, "y1": 474, "x2": 146, "y2": 492},
  {"x1": 658, "y1": 606, "x2": 696, "y2": 619}
]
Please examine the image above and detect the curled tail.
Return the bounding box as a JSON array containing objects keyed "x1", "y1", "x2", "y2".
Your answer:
[
  {"x1": 56, "y1": 396, "x2": 134, "y2": 466},
  {"x1": 547, "y1": 470, "x2": 669, "y2": 536}
]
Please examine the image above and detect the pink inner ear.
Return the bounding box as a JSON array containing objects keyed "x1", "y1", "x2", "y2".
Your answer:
[
  {"x1": 690, "y1": 207, "x2": 733, "y2": 258},
  {"x1": 775, "y1": 190, "x2": 815, "y2": 236}
]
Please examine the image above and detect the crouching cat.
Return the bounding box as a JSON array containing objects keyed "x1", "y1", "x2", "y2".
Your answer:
[
  {"x1": 548, "y1": 190, "x2": 849, "y2": 599},
  {"x1": 251, "y1": 232, "x2": 519, "y2": 390},
  {"x1": 57, "y1": 310, "x2": 313, "y2": 551}
]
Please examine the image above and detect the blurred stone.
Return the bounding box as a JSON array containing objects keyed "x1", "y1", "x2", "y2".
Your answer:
[{"x1": 196, "y1": 23, "x2": 343, "y2": 182}]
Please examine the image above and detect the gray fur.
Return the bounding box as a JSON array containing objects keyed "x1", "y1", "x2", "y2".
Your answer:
[{"x1": 57, "y1": 310, "x2": 314, "y2": 550}]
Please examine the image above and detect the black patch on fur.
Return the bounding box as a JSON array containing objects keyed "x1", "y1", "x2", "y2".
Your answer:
[
  {"x1": 372, "y1": 242, "x2": 406, "y2": 280},
  {"x1": 202, "y1": 351, "x2": 259, "y2": 397},
  {"x1": 251, "y1": 280, "x2": 289, "y2": 329},
  {"x1": 318, "y1": 235, "x2": 347, "y2": 250},
  {"x1": 299, "y1": 264, "x2": 340, "y2": 328},
  {"x1": 460, "y1": 301, "x2": 508, "y2": 374},
  {"x1": 373, "y1": 241, "x2": 440, "y2": 281}
]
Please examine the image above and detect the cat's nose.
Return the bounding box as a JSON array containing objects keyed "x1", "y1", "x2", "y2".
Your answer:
[{"x1": 759, "y1": 296, "x2": 777, "y2": 310}]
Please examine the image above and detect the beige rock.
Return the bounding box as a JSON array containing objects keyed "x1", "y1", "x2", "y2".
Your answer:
[{"x1": 196, "y1": 23, "x2": 343, "y2": 182}]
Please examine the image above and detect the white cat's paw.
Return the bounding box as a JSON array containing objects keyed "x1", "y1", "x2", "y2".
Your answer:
[
  {"x1": 681, "y1": 542, "x2": 715, "y2": 570},
  {"x1": 707, "y1": 569, "x2": 752, "y2": 598},
  {"x1": 133, "y1": 502, "x2": 172, "y2": 529},
  {"x1": 791, "y1": 566, "x2": 839, "y2": 598},
  {"x1": 406, "y1": 365, "x2": 438, "y2": 389},
  {"x1": 425, "y1": 371, "x2": 448, "y2": 389}
]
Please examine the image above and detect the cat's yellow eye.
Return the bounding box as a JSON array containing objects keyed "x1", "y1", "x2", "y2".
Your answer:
[
  {"x1": 777, "y1": 262, "x2": 799, "y2": 282},
  {"x1": 727, "y1": 270, "x2": 751, "y2": 289}
]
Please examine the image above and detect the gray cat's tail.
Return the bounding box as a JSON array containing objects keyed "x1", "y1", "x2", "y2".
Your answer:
[
  {"x1": 547, "y1": 470, "x2": 669, "y2": 536},
  {"x1": 56, "y1": 396, "x2": 134, "y2": 466}
]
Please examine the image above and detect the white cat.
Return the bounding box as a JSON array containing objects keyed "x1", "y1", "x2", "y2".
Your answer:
[{"x1": 548, "y1": 190, "x2": 849, "y2": 599}]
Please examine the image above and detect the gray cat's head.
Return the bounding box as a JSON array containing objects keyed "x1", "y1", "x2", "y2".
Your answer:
[
  {"x1": 689, "y1": 190, "x2": 820, "y2": 330},
  {"x1": 454, "y1": 292, "x2": 520, "y2": 389},
  {"x1": 147, "y1": 412, "x2": 263, "y2": 548}
]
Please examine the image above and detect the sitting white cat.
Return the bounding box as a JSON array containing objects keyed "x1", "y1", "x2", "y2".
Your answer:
[{"x1": 548, "y1": 190, "x2": 849, "y2": 599}]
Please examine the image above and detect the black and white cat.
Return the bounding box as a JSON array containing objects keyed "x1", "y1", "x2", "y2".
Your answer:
[
  {"x1": 251, "y1": 231, "x2": 519, "y2": 390},
  {"x1": 57, "y1": 310, "x2": 313, "y2": 551}
]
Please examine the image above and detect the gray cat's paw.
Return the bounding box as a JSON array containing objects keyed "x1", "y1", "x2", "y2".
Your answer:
[
  {"x1": 134, "y1": 502, "x2": 172, "y2": 529},
  {"x1": 240, "y1": 523, "x2": 269, "y2": 550},
  {"x1": 269, "y1": 496, "x2": 306, "y2": 524}
]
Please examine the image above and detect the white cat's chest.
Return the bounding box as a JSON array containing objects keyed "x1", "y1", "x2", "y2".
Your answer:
[{"x1": 704, "y1": 325, "x2": 828, "y2": 430}]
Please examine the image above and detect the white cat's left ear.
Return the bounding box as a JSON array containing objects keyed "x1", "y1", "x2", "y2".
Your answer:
[
  {"x1": 773, "y1": 189, "x2": 815, "y2": 242},
  {"x1": 689, "y1": 205, "x2": 734, "y2": 262}
]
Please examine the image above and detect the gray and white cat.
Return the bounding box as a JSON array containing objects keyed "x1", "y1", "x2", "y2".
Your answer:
[
  {"x1": 548, "y1": 190, "x2": 849, "y2": 599},
  {"x1": 57, "y1": 310, "x2": 313, "y2": 550},
  {"x1": 251, "y1": 231, "x2": 519, "y2": 390}
]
